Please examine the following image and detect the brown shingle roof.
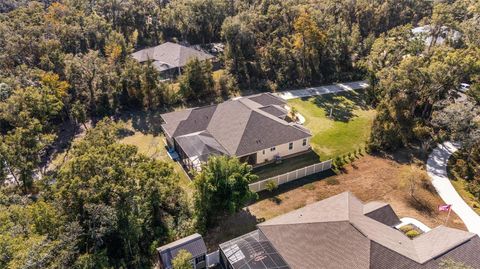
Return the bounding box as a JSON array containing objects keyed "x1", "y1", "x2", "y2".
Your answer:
[
  {"x1": 363, "y1": 202, "x2": 401, "y2": 227},
  {"x1": 259, "y1": 222, "x2": 370, "y2": 269},
  {"x1": 255, "y1": 192, "x2": 479, "y2": 268}
]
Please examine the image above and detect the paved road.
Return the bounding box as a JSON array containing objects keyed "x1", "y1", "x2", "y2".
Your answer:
[
  {"x1": 274, "y1": 80, "x2": 370, "y2": 100},
  {"x1": 426, "y1": 141, "x2": 480, "y2": 234}
]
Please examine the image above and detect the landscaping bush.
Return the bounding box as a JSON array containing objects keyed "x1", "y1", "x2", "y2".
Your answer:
[
  {"x1": 326, "y1": 177, "x2": 339, "y2": 185},
  {"x1": 333, "y1": 156, "x2": 344, "y2": 169},
  {"x1": 265, "y1": 180, "x2": 278, "y2": 192},
  {"x1": 405, "y1": 230, "x2": 420, "y2": 239},
  {"x1": 399, "y1": 225, "x2": 414, "y2": 233},
  {"x1": 303, "y1": 183, "x2": 316, "y2": 190}
]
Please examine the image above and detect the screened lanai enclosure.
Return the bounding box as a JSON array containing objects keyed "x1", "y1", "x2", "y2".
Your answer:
[{"x1": 219, "y1": 230, "x2": 290, "y2": 269}]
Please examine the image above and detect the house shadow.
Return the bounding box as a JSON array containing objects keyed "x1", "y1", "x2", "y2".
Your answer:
[
  {"x1": 253, "y1": 169, "x2": 337, "y2": 203},
  {"x1": 252, "y1": 150, "x2": 322, "y2": 181},
  {"x1": 307, "y1": 90, "x2": 370, "y2": 122}
]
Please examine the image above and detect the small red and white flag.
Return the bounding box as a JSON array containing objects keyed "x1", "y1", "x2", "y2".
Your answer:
[{"x1": 438, "y1": 204, "x2": 452, "y2": 212}]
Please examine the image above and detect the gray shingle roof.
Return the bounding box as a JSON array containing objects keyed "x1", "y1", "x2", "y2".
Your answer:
[
  {"x1": 248, "y1": 93, "x2": 286, "y2": 107},
  {"x1": 157, "y1": 233, "x2": 207, "y2": 269},
  {"x1": 259, "y1": 222, "x2": 370, "y2": 269},
  {"x1": 131, "y1": 42, "x2": 214, "y2": 71},
  {"x1": 161, "y1": 94, "x2": 311, "y2": 158},
  {"x1": 259, "y1": 105, "x2": 288, "y2": 118},
  {"x1": 255, "y1": 192, "x2": 479, "y2": 268}
]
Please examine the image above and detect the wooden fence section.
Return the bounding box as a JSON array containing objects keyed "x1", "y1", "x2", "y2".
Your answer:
[{"x1": 249, "y1": 159, "x2": 332, "y2": 192}]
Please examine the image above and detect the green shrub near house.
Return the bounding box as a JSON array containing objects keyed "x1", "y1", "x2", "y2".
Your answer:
[
  {"x1": 266, "y1": 180, "x2": 278, "y2": 192},
  {"x1": 405, "y1": 230, "x2": 421, "y2": 239}
]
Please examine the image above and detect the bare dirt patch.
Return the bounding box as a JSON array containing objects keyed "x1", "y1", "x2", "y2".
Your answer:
[{"x1": 248, "y1": 154, "x2": 466, "y2": 230}]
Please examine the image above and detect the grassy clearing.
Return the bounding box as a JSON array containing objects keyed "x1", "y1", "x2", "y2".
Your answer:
[
  {"x1": 287, "y1": 90, "x2": 375, "y2": 160},
  {"x1": 118, "y1": 113, "x2": 194, "y2": 194}
]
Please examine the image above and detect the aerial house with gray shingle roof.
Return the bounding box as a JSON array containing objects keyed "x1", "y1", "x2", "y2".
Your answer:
[
  {"x1": 218, "y1": 192, "x2": 480, "y2": 269},
  {"x1": 131, "y1": 42, "x2": 215, "y2": 78},
  {"x1": 160, "y1": 93, "x2": 311, "y2": 171}
]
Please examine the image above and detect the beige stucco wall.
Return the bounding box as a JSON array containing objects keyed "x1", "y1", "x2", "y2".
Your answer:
[{"x1": 255, "y1": 137, "x2": 311, "y2": 164}]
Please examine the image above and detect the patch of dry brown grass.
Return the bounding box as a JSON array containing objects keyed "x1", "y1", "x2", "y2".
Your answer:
[{"x1": 247, "y1": 155, "x2": 466, "y2": 230}]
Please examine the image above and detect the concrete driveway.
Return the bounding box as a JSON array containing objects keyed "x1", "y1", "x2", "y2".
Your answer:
[
  {"x1": 274, "y1": 80, "x2": 370, "y2": 100},
  {"x1": 426, "y1": 141, "x2": 480, "y2": 234}
]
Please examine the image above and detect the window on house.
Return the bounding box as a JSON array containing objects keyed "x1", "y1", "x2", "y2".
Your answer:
[
  {"x1": 195, "y1": 255, "x2": 206, "y2": 264},
  {"x1": 289, "y1": 142, "x2": 293, "y2": 150},
  {"x1": 302, "y1": 139, "x2": 307, "y2": 146},
  {"x1": 270, "y1": 147, "x2": 276, "y2": 151}
]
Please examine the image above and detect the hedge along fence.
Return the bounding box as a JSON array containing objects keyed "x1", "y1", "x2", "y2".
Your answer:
[{"x1": 249, "y1": 159, "x2": 333, "y2": 192}]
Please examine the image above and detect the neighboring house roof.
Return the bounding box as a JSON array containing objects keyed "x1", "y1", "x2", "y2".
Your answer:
[
  {"x1": 157, "y1": 233, "x2": 207, "y2": 269},
  {"x1": 161, "y1": 93, "x2": 311, "y2": 158},
  {"x1": 131, "y1": 42, "x2": 214, "y2": 72},
  {"x1": 221, "y1": 192, "x2": 480, "y2": 269},
  {"x1": 411, "y1": 25, "x2": 461, "y2": 46}
]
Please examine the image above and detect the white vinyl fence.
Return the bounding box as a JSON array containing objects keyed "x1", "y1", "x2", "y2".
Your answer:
[{"x1": 249, "y1": 159, "x2": 332, "y2": 192}]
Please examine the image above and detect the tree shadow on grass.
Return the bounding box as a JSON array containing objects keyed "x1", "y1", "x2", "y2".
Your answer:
[
  {"x1": 269, "y1": 196, "x2": 282, "y2": 205},
  {"x1": 310, "y1": 90, "x2": 370, "y2": 122},
  {"x1": 406, "y1": 195, "x2": 435, "y2": 217},
  {"x1": 372, "y1": 144, "x2": 427, "y2": 166},
  {"x1": 204, "y1": 209, "x2": 260, "y2": 251},
  {"x1": 117, "y1": 109, "x2": 164, "y2": 135}
]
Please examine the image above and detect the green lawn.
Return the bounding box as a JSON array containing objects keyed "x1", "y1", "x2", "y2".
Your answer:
[
  {"x1": 287, "y1": 90, "x2": 376, "y2": 161},
  {"x1": 450, "y1": 178, "x2": 480, "y2": 215},
  {"x1": 252, "y1": 90, "x2": 375, "y2": 180},
  {"x1": 253, "y1": 151, "x2": 321, "y2": 180}
]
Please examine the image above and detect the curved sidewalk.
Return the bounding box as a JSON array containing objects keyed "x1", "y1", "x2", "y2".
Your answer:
[{"x1": 426, "y1": 141, "x2": 480, "y2": 234}]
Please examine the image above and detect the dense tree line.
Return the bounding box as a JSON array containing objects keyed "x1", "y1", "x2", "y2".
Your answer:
[
  {"x1": 365, "y1": 0, "x2": 480, "y2": 151},
  {"x1": 1, "y1": 120, "x2": 198, "y2": 268},
  {"x1": 222, "y1": 0, "x2": 432, "y2": 89},
  {"x1": 363, "y1": 0, "x2": 480, "y2": 206},
  {"x1": 0, "y1": 120, "x2": 256, "y2": 268}
]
